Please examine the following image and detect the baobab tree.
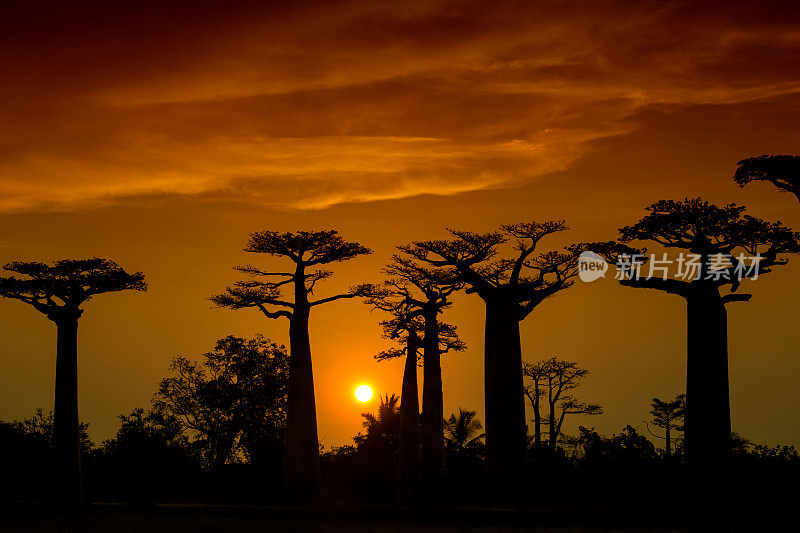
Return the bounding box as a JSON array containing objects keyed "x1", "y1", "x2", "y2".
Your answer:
[
  {"x1": 734, "y1": 155, "x2": 800, "y2": 202},
  {"x1": 403, "y1": 221, "x2": 581, "y2": 486},
  {"x1": 593, "y1": 199, "x2": 800, "y2": 477},
  {"x1": 211, "y1": 230, "x2": 373, "y2": 495},
  {"x1": 367, "y1": 260, "x2": 464, "y2": 501},
  {"x1": 0, "y1": 258, "x2": 146, "y2": 502},
  {"x1": 382, "y1": 254, "x2": 462, "y2": 491},
  {"x1": 523, "y1": 357, "x2": 603, "y2": 449},
  {"x1": 371, "y1": 308, "x2": 423, "y2": 504},
  {"x1": 647, "y1": 394, "x2": 686, "y2": 463}
]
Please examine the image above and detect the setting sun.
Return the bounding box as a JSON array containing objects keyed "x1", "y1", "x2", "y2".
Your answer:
[{"x1": 354, "y1": 384, "x2": 373, "y2": 402}]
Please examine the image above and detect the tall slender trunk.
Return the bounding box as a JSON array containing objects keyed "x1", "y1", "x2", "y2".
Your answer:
[
  {"x1": 548, "y1": 401, "x2": 557, "y2": 449},
  {"x1": 53, "y1": 312, "x2": 82, "y2": 503},
  {"x1": 685, "y1": 285, "x2": 730, "y2": 480},
  {"x1": 421, "y1": 307, "x2": 445, "y2": 495},
  {"x1": 282, "y1": 301, "x2": 321, "y2": 495},
  {"x1": 532, "y1": 384, "x2": 541, "y2": 448},
  {"x1": 399, "y1": 330, "x2": 421, "y2": 505},
  {"x1": 483, "y1": 296, "x2": 527, "y2": 490}
]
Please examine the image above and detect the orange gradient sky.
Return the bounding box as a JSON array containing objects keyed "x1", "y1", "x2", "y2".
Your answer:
[{"x1": 1, "y1": 0, "x2": 799, "y2": 448}]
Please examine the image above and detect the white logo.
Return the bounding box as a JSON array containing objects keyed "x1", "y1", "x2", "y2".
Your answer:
[{"x1": 579, "y1": 251, "x2": 608, "y2": 282}]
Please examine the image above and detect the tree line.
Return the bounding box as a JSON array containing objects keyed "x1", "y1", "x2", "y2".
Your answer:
[{"x1": 0, "y1": 154, "x2": 798, "y2": 505}]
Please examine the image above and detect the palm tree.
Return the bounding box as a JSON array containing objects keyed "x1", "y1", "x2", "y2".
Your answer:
[
  {"x1": 444, "y1": 409, "x2": 485, "y2": 458},
  {"x1": 355, "y1": 393, "x2": 401, "y2": 452}
]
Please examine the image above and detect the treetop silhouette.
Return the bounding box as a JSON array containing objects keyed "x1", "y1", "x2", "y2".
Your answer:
[
  {"x1": 212, "y1": 230, "x2": 375, "y2": 319},
  {"x1": 374, "y1": 316, "x2": 464, "y2": 363},
  {"x1": 443, "y1": 409, "x2": 485, "y2": 457},
  {"x1": 594, "y1": 198, "x2": 800, "y2": 298},
  {"x1": 402, "y1": 221, "x2": 577, "y2": 316},
  {"x1": 734, "y1": 155, "x2": 800, "y2": 202},
  {"x1": 0, "y1": 258, "x2": 146, "y2": 319}
]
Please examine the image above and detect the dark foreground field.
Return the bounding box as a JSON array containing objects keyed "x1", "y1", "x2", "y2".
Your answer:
[{"x1": 2, "y1": 502, "x2": 798, "y2": 533}]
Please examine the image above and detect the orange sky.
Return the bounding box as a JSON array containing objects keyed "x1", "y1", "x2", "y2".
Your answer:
[{"x1": 1, "y1": 0, "x2": 799, "y2": 448}]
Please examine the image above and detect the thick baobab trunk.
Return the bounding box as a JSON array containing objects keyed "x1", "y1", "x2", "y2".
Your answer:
[
  {"x1": 685, "y1": 286, "x2": 731, "y2": 480},
  {"x1": 399, "y1": 330, "x2": 421, "y2": 505},
  {"x1": 282, "y1": 305, "x2": 321, "y2": 495},
  {"x1": 52, "y1": 311, "x2": 82, "y2": 503},
  {"x1": 421, "y1": 308, "x2": 445, "y2": 495},
  {"x1": 483, "y1": 297, "x2": 527, "y2": 490}
]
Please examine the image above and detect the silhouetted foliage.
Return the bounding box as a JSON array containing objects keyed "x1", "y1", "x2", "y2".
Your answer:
[
  {"x1": 211, "y1": 230, "x2": 373, "y2": 495},
  {"x1": 324, "y1": 394, "x2": 402, "y2": 503},
  {"x1": 90, "y1": 408, "x2": 199, "y2": 499},
  {"x1": 567, "y1": 425, "x2": 658, "y2": 467},
  {"x1": 153, "y1": 335, "x2": 288, "y2": 471},
  {"x1": 444, "y1": 409, "x2": 485, "y2": 459},
  {"x1": 0, "y1": 409, "x2": 92, "y2": 502},
  {"x1": 734, "y1": 154, "x2": 800, "y2": 202},
  {"x1": 355, "y1": 393, "x2": 401, "y2": 453}
]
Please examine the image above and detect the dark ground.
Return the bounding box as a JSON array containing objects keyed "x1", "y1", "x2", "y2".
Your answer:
[{"x1": 2, "y1": 502, "x2": 798, "y2": 533}]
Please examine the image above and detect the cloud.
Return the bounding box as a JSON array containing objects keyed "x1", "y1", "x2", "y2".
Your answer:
[{"x1": 1, "y1": 0, "x2": 799, "y2": 212}]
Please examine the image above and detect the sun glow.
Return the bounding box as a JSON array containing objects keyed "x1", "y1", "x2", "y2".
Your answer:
[{"x1": 355, "y1": 384, "x2": 373, "y2": 402}]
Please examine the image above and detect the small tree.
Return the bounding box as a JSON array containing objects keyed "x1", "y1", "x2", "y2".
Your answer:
[
  {"x1": 647, "y1": 394, "x2": 686, "y2": 462},
  {"x1": 0, "y1": 258, "x2": 146, "y2": 502},
  {"x1": 354, "y1": 393, "x2": 401, "y2": 454},
  {"x1": 592, "y1": 198, "x2": 800, "y2": 476},
  {"x1": 154, "y1": 335, "x2": 288, "y2": 471},
  {"x1": 211, "y1": 230, "x2": 373, "y2": 494},
  {"x1": 403, "y1": 222, "x2": 581, "y2": 487},
  {"x1": 734, "y1": 155, "x2": 800, "y2": 202},
  {"x1": 523, "y1": 357, "x2": 603, "y2": 449}
]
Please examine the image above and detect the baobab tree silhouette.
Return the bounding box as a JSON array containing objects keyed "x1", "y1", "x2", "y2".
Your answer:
[
  {"x1": 368, "y1": 262, "x2": 465, "y2": 502},
  {"x1": 0, "y1": 258, "x2": 146, "y2": 503},
  {"x1": 523, "y1": 357, "x2": 603, "y2": 450},
  {"x1": 211, "y1": 230, "x2": 373, "y2": 497},
  {"x1": 370, "y1": 253, "x2": 464, "y2": 497},
  {"x1": 734, "y1": 155, "x2": 800, "y2": 202},
  {"x1": 593, "y1": 199, "x2": 800, "y2": 480},
  {"x1": 372, "y1": 310, "x2": 422, "y2": 505},
  {"x1": 403, "y1": 221, "x2": 581, "y2": 490}
]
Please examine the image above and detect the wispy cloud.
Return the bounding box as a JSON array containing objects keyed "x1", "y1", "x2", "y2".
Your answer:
[{"x1": 1, "y1": 0, "x2": 798, "y2": 212}]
